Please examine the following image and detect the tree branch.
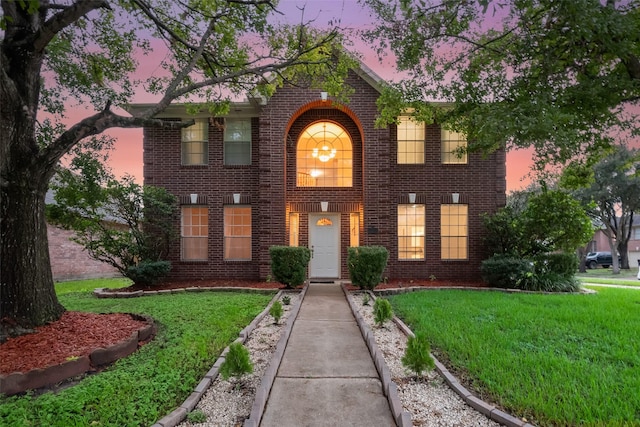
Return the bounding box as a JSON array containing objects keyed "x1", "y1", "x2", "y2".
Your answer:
[{"x1": 34, "y1": 0, "x2": 111, "y2": 53}]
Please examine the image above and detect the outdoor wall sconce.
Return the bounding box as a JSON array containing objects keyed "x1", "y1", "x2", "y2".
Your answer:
[
  {"x1": 452, "y1": 193, "x2": 460, "y2": 204},
  {"x1": 190, "y1": 193, "x2": 198, "y2": 204},
  {"x1": 320, "y1": 91, "x2": 328, "y2": 101},
  {"x1": 233, "y1": 193, "x2": 241, "y2": 204},
  {"x1": 321, "y1": 201, "x2": 329, "y2": 212},
  {"x1": 408, "y1": 193, "x2": 416, "y2": 204}
]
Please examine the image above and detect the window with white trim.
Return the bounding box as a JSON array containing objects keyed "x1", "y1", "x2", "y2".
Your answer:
[
  {"x1": 441, "y1": 128, "x2": 468, "y2": 164},
  {"x1": 181, "y1": 206, "x2": 208, "y2": 260},
  {"x1": 398, "y1": 204, "x2": 425, "y2": 260},
  {"x1": 441, "y1": 204, "x2": 468, "y2": 260},
  {"x1": 224, "y1": 206, "x2": 251, "y2": 260},
  {"x1": 181, "y1": 119, "x2": 208, "y2": 165},
  {"x1": 397, "y1": 116, "x2": 425, "y2": 164},
  {"x1": 224, "y1": 118, "x2": 252, "y2": 165}
]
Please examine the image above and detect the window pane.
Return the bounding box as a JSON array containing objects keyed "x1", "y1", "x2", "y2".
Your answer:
[
  {"x1": 398, "y1": 204, "x2": 425, "y2": 260},
  {"x1": 181, "y1": 207, "x2": 208, "y2": 260},
  {"x1": 224, "y1": 206, "x2": 252, "y2": 260},
  {"x1": 182, "y1": 120, "x2": 208, "y2": 165},
  {"x1": 350, "y1": 212, "x2": 360, "y2": 247},
  {"x1": 397, "y1": 116, "x2": 425, "y2": 165},
  {"x1": 440, "y1": 204, "x2": 468, "y2": 260},
  {"x1": 289, "y1": 213, "x2": 299, "y2": 247},
  {"x1": 441, "y1": 128, "x2": 468, "y2": 164},
  {"x1": 224, "y1": 119, "x2": 251, "y2": 165},
  {"x1": 297, "y1": 121, "x2": 352, "y2": 187}
]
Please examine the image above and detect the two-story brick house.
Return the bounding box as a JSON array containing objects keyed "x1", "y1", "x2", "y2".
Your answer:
[{"x1": 132, "y1": 62, "x2": 506, "y2": 283}]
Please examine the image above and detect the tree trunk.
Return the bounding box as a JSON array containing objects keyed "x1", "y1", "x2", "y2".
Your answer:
[
  {"x1": 0, "y1": 168, "x2": 65, "y2": 341},
  {"x1": 618, "y1": 240, "x2": 630, "y2": 270}
]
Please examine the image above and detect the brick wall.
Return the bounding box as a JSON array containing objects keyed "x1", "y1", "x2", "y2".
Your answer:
[
  {"x1": 143, "y1": 68, "x2": 506, "y2": 283},
  {"x1": 48, "y1": 225, "x2": 120, "y2": 281}
]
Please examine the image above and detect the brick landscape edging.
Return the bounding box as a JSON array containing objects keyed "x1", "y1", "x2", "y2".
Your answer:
[
  {"x1": 93, "y1": 286, "x2": 277, "y2": 299},
  {"x1": 0, "y1": 314, "x2": 156, "y2": 397}
]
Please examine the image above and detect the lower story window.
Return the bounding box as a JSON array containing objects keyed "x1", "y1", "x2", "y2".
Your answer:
[
  {"x1": 224, "y1": 206, "x2": 252, "y2": 260},
  {"x1": 398, "y1": 204, "x2": 425, "y2": 260},
  {"x1": 441, "y1": 204, "x2": 468, "y2": 260},
  {"x1": 181, "y1": 206, "x2": 208, "y2": 260}
]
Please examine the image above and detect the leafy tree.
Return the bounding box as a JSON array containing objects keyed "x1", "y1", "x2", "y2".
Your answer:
[
  {"x1": 0, "y1": 0, "x2": 352, "y2": 337},
  {"x1": 47, "y1": 151, "x2": 177, "y2": 285},
  {"x1": 484, "y1": 187, "x2": 593, "y2": 257},
  {"x1": 364, "y1": 0, "x2": 640, "y2": 170},
  {"x1": 563, "y1": 146, "x2": 640, "y2": 272}
]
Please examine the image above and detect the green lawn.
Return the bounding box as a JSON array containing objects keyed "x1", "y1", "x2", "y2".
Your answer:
[
  {"x1": 54, "y1": 277, "x2": 132, "y2": 294},
  {"x1": 389, "y1": 288, "x2": 640, "y2": 427},
  {"x1": 0, "y1": 280, "x2": 274, "y2": 427},
  {"x1": 577, "y1": 267, "x2": 640, "y2": 287}
]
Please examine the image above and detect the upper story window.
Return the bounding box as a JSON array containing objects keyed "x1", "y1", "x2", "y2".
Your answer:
[
  {"x1": 182, "y1": 119, "x2": 208, "y2": 165},
  {"x1": 441, "y1": 128, "x2": 468, "y2": 164},
  {"x1": 297, "y1": 121, "x2": 352, "y2": 187},
  {"x1": 397, "y1": 116, "x2": 425, "y2": 164},
  {"x1": 224, "y1": 118, "x2": 251, "y2": 165}
]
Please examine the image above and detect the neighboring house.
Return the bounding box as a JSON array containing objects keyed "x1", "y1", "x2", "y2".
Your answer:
[
  {"x1": 46, "y1": 189, "x2": 121, "y2": 281},
  {"x1": 591, "y1": 216, "x2": 640, "y2": 268},
  {"x1": 131, "y1": 63, "x2": 506, "y2": 282}
]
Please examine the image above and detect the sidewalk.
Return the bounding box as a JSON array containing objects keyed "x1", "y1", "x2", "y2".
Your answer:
[{"x1": 259, "y1": 282, "x2": 396, "y2": 427}]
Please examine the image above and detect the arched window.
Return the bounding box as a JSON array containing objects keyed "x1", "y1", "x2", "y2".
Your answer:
[{"x1": 297, "y1": 121, "x2": 352, "y2": 187}]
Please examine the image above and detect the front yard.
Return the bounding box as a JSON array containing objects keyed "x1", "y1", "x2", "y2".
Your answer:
[
  {"x1": 389, "y1": 287, "x2": 640, "y2": 426},
  {"x1": 0, "y1": 280, "x2": 274, "y2": 427}
]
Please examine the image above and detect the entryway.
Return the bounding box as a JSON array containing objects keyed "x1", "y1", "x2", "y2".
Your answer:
[{"x1": 308, "y1": 213, "x2": 340, "y2": 279}]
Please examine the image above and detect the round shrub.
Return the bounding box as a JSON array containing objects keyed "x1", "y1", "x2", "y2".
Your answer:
[
  {"x1": 348, "y1": 246, "x2": 389, "y2": 290},
  {"x1": 125, "y1": 260, "x2": 171, "y2": 286},
  {"x1": 269, "y1": 246, "x2": 311, "y2": 288}
]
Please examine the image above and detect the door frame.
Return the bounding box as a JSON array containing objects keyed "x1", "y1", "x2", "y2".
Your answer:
[{"x1": 308, "y1": 213, "x2": 341, "y2": 279}]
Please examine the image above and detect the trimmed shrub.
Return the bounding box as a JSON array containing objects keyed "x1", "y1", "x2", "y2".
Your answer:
[
  {"x1": 125, "y1": 260, "x2": 171, "y2": 286},
  {"x1": 373, "y1": 298, "x2": 393, "y2": 327},
  {"x1": 348, "y1": 246, "x2": 389, "y2": 290},
  {"x1": 220, "y1": 342, "x2": 253, "y2": 381},
  {"x1": 534, "y1": 252, "x2": 579, "y2": 278},
  {"x1": 402, "y1": 333, "x2": 435, "y2": 377},
  {"x1": 270, "y1": 300, "x2": 283, "y2": 324},
  {"x1": 269, "y1": 246, "x2": 311, "y2": 288},
  {"x1": 480, "y1": 255, "x2": 534, "y2": 289}
]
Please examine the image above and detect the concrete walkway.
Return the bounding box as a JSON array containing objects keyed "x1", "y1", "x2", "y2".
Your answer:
[{"x1": 260, "y1": 283, "x2": 396, "y2": 427}]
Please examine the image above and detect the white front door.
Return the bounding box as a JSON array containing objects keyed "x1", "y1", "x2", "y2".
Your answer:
[{"x1": 309, "y1": 213, "x2": 340, "y2": 279}]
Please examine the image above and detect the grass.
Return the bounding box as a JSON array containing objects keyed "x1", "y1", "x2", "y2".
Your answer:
[
  {"x1": 388, "y1": 288, "x2": 640, "y2": 427},
  {"x1": 0, "y1": 283, "x2": 274, "y2": 427},
  {"x1": 576, "y1": 267, "x2": 640, "y2": 287},
  {"x1": 54, "y1": 277, "x2": 132, "y2": 294}
]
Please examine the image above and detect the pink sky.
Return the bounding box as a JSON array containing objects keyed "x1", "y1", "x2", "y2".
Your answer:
[{"x1": 97, "y1": 0, "x2": 534, "y2": 193}]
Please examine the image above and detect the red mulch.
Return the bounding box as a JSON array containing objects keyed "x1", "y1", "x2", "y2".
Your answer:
[
  {"x1": 1, "y1": 278, "x2": 485, "y2": 376},
  {"x1": 0, "y1": 311, "x2": 147, "y2": 375}
]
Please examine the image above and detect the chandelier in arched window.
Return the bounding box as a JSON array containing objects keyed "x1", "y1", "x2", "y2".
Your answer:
[{"x1": 297, "y1": 121, "x2": 352, "y2": 187}]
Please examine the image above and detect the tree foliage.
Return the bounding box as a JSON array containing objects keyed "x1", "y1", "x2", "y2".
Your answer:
[
  {"x1": 562, "y1": 145, "x2": 640, "y2": 271},
  {"x1": 364, "y1": 0, "x2": 640, "y2": 170},
  {"x1": 1, "y1": 0, "x2": 353, "y2": 332},
  {"x1": 483, "y1": 187, "x2": 593, "y2": 257},
  {"x1": 47, "y1": 151, "x2": 177, "y2": 284}
]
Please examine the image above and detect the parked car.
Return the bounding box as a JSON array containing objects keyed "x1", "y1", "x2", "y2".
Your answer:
[{"x1": 585, "y1": 252, "x2": 621, "y2": 269}]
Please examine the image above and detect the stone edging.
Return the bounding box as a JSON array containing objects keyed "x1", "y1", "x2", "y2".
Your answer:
[
  {"x1": 342, "y1": 285, "x2": 412, "y2": 427},
  {"x1": 243, "y1": 285, "x2": 307, "y2": 427},
  {"x1": 149, "y1": 287, "x2": 306, "y2": 427},
  {"x1": 350, "y1": 286, "x2": 536, "y2": 427},
  {"x1": 0, "y1": 314, "x2": 156, "y2": 397}
]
